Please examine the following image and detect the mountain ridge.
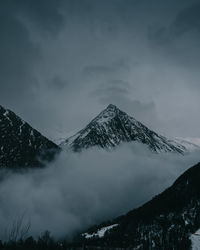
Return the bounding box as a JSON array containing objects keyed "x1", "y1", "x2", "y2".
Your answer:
[
  {"x1": 61, "y1": 104, "x2": 187, "y2": 154},
  {"x1": 0, "y1": 105, "x2": 61, "y2": 169}
]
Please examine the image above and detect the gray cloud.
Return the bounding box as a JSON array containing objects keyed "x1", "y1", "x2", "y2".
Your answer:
[
  {"x1": 48, "y1": 76, "x2": 68, "y2": 91},
  {"x1": 0, "y1": 0, "x2": 64, "y2": 134},
  {"x1": 1, "y1": 0, "x2": 200, "y2": 139},
  {"x1": 149, "y1": 2, "x2": 200, "y2": 68},
  {"x1": 17, "y1": 0, "x2": 64, "y2": 35},
  {"x1": 83, "y1": 65, "x2": 119, "y2": 76},
  {"x1": 171, "y1": 2, "x2": 200, "y2": 36},
  {"x1": 0, "y1": 2, "x2": 39, "y2": 105},
  {"x1": 0, "y1": 144, "x2": 199, "y2": 240}
]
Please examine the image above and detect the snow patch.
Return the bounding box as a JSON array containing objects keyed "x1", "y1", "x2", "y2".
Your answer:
[
  {"x1": 82, "y1": 224, "x2": 118, "y2": 239},
  {"x1": 191, "y1": 230, "x2": 200, "y2": 250},
  {"x1": 3, "y1": 110, "x2": 13, "y2": 126}
]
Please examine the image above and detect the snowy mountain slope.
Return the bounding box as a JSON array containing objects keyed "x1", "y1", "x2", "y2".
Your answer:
[
  {"x1": 61, "y1": 104, "x2": 187, "y2": 154},
  {"x1": 75, "y1": 162, "x2": 200, "y2": 249},
  {"x1": 184, "y1": 138, "x2": 200, "y2": 147},
  {"x1": 174, "y1": 137, "x2": 200, "y2": 152},
  {"x1": 0, "y1": 105, "x2": 60, "y2": 169}
]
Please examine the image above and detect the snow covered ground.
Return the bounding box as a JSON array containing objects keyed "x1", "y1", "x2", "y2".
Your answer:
[
  {"x1": 190, "y1": 230, "x2": 200, "y2": 250},
  {"x1": 82, "y1": 224, "x2": 118, "y2": 239}
]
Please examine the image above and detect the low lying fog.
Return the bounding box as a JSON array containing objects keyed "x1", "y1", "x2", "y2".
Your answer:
[{"x1": 0, "y1": 143, "x2": 199, "y2": 240}]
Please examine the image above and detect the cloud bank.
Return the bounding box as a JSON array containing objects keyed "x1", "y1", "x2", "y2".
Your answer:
[{"x1": 0, "y1": 144, "x2": 199, "y2": 240}]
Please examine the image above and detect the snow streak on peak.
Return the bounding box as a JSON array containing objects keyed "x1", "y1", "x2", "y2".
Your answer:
[
  {"x1": 82, "y1": 224, "x2": 118, "y2": 239},
  {"x1": 91, "y1": 104, "x2": 137, "y2": 126},
  {"x1": 61, "y1": 104, "x2": 187, "y2": 154}
]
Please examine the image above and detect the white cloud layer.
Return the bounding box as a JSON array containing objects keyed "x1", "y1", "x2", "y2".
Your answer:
[{"x1": 0, "y1": 143, "x2": 199, "y2": 240}]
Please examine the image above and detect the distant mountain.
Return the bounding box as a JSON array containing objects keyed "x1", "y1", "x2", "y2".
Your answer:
[
  {"x1": 0, "y1": 105, "x2": 60, "y2": 169},
  {"x1": 77, "y1": 162, "x2": 200, "y2": 249},
  {"x1": 174, "y1": 137, "x2": 200, "y2": 152},
  {"x1": 61, "y1": 104, "x2": 187, "y2": 154}
]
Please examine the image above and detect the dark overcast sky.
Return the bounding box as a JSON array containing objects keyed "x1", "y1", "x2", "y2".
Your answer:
[{"x1": 1, "y1": 0, "x2": 200, "y2": 139}]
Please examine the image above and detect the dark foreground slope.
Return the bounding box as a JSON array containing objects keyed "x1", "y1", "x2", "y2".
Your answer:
[
  {"x1": 76, "y1": 162, "x2": 200, "y2": 249},
  {"x1": 0, "y1": 105, "x2": 60, "y2": 169}
]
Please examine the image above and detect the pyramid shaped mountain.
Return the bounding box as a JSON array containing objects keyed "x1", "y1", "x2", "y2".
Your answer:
[
  {"x1": 61, "y1": 104, "x2": 186, "y2": 153},
  {"x1": 0, "y1": 105, "x2": 60, "y2": 169}
]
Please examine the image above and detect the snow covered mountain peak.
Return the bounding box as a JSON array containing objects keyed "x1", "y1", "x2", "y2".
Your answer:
[
  {"x1": 92, "y1": 104, "x2": 119, "y2": 123},
  {"x1": 92, "y1": 104, "x2": 136, "y2": 125},
  {"x1": 105, "y1": 103, "x2": 118, "y2": 111},
  {"x1": 61, "y1": 105, "x2": 187, "y2": 154}
]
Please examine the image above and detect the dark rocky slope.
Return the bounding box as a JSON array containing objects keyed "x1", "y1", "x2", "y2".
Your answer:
[
  {"x1": 0, "y1": 105, "x2": 60, "y2": 169},
  {"x1": 77, "y1": 162, "x2": 200, "y2": 249}
]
